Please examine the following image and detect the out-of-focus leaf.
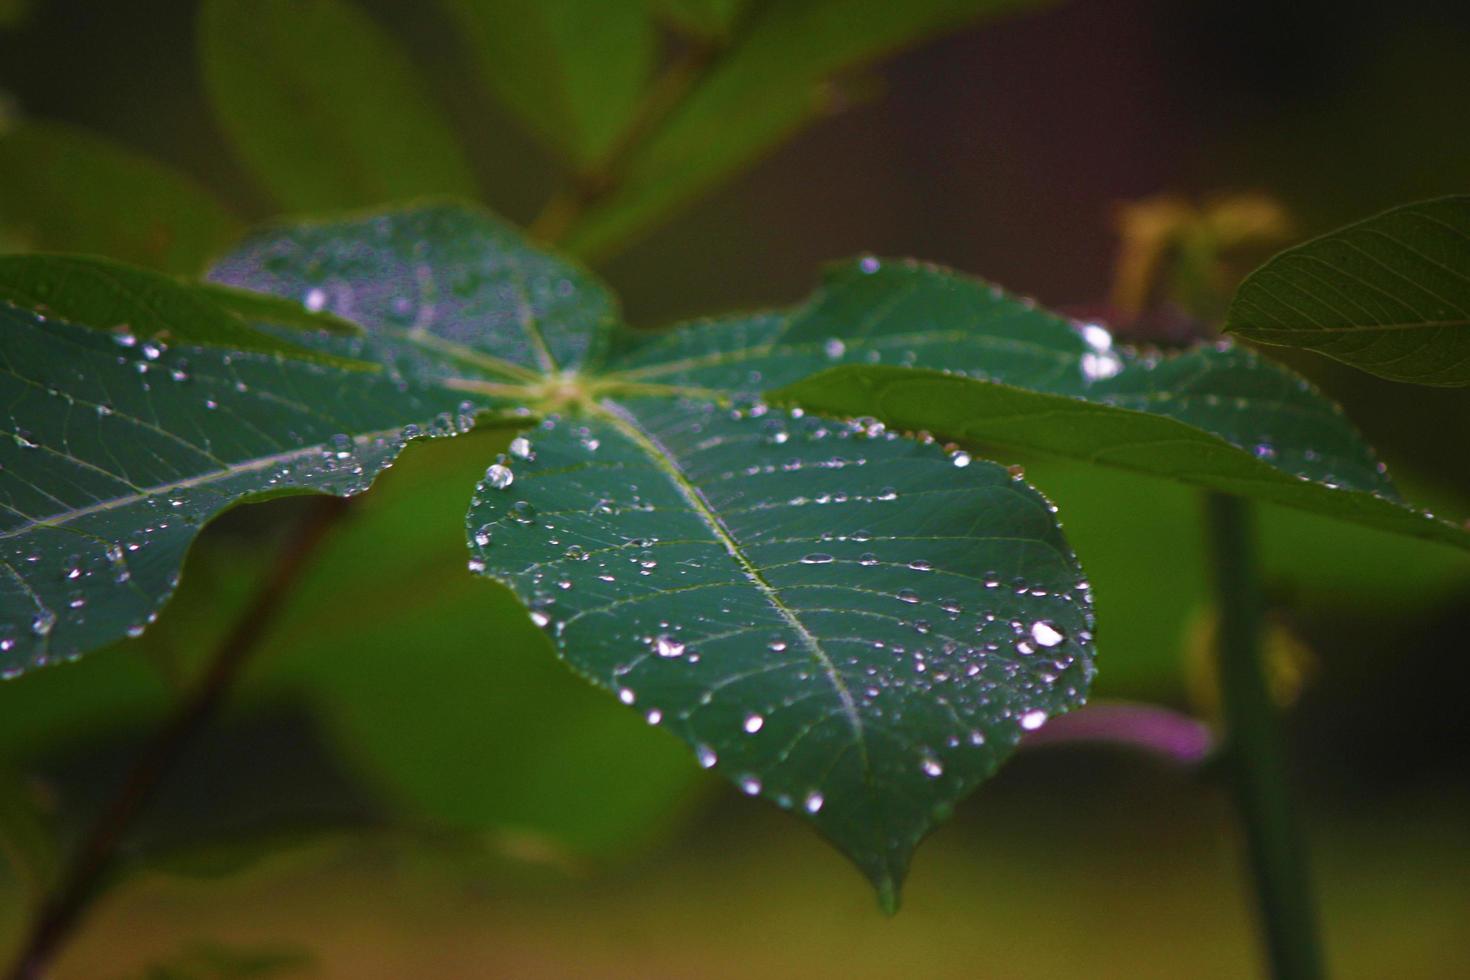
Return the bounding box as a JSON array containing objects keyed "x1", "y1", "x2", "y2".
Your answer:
[
  {"x1": 0, "y1": 255, "x2": 363, "y2": 364},
  {"x1": 655, "y1": 0, "x2": 749, "y2": 39},
  {"x1": 198, "y1": 0, "x2": 478, "y2": 212},
  {"x1": 0, "y1": 122, "x2": 240, "y2": 274},
  {"x1": 193, "y1": 283, "x2": 361, "y2": 336},
  {"x1": 443, "y1": 0, "x2": 656, "y2": 167},
  {"x1": 0, "y1": 765, "x2": 56, "y2": 901},
  {"x1": 1226, "y1": 196, "x2": 1470, "y2": 386},
  {"x1": 562, "y1": 0, "x2": 1049, "y2": 257}
]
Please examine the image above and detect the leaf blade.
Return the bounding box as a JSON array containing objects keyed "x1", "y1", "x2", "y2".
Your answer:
[
  {"x1": 466, "y1": 398, "x2": 1094, "y2": 898},
  {"x1": 1226, "y1": 196, "x2": 1470, "y2": 386}
]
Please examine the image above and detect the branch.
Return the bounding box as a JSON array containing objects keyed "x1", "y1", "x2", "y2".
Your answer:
[{"x1": 5, "y1": 495, "x2": 351, "y2": 980}]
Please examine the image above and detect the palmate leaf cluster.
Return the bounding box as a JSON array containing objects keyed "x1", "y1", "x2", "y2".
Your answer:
[{"x1": 3, "y1": 200, "x2": 1465, "y2": 900}]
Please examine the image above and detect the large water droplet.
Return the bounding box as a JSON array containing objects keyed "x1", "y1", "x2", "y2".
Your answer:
[{"x1": 484, "y1": 463, "x2": 514, "y2": 490}]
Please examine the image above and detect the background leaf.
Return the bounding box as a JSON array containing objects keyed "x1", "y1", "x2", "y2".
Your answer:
[
  {"x1": 198, "y1": 0, "x2": 478, "y2": 212},
  {"x1": 1225, "y1": 196, "x2": 1470, "y2": 386},
  {"x1": 560, "y1": 0, "x2": 1050, "y2": 257},
  {"x1": 443, "y1": 0, "x2": 657, "y2": 168},
  {"x1": 0, "y1": 121, "x2": 240, "y2": 274},
  {"x1": 466, "y1": 400, "x2": 1093, "y2": 903}
]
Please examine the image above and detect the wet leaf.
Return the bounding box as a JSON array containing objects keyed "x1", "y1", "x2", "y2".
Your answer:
[
  {"x1": 1226, "y1": 196, "x2": 1470, "y2": 386},
  {"x1": 199, "y1": 0, "x2": 478, "y2": 211},
  {"x1": 465, "y1": 401, "x2": 1091, "y2": 904},
  {"x1": 0, "y1": 204, "x2": 607, "y2": 679},
  {"x1": 0, "y1": 254, "x2": 361, "y2": 366},
  {"x1": 6, "y1": 203, "x2": 1445, "y2": 905}
]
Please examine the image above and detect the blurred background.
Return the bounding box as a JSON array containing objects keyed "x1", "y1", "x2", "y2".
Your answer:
[{"x1": 2, "y1": 0, "x2": 1469, "y2": 976}]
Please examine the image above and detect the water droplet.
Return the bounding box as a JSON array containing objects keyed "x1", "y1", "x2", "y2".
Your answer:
[
  {"x1": 859, "y1": 256, "x2": 881, "y2": 274},
  {"x1": 921, "y1": 756, "x2": 944, "y2": 778},
  {"x1": 529, "y1": 610, "x2": 551, "y2": 628},
  {"x1": 896, "y1": 589, "x2": 920, "y2": 604},
  {"x1": 1020, "y1": 709, "x2": 1049, "y2": 731},
  {"x1": 618, "y1": 687, "x2": 636, "y2": 705},
  {"x1": 509, "y1": 436, "x2": 535, "y2": 460},
  {"x1": 509, "y1": 500, "x2": 536, "y2": 524},
  {"x1": 473, "y1": 525, "x2": 493, "y2": 547},
  {"x1": 744, "y1": 713, "x2": 765, "y2": 734},
  {"x1": 767, "y1": 637, "x2": 788, "y2": 652},
  {"x1": 484, "y1": 463, "x2": 514, "y2": 490},
  {"x1": 824, "y1": 338, "x2": 846, "y2": 359},
  {"x1": 951, "y1": 451, "x2": 972, "y2": 468},
  {"x1": 304, "y1": 287, "x2": 327, "y2": 312},
  {"x1": 803, "y1": 791, "x2": 825, "y2": 814},
  {"x1": 645, "y1": 708, "x2": 663, "y2": 725},
  {"x1": 908, "y1": 559, "x2": 933, "y2": 572},
  {"x1": 1030, "y1": 620, "x2": 1065, "y2": 648},
  {"x1": 653, "y1": 634, "x2": 686, "y2": 659},
  {"x1": 800, "y1": 553, "x2": 834, "y2": 565},
  {"x1": 739, "y1": 775, "x2": 762, "y2": 795},
  {"x1": 696, "y1": 744, "x2": 718, "y2": 768}
]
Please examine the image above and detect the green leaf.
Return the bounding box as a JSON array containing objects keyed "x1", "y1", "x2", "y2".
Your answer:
[
  {"x1": 0, "y1": 122, "x2": 240, "y2": 274},
  {"x1": 443, "y1": 0, "x2": 656, "y2": 167},
  {"x1": 199, "y1": 205, "x2": 1096, "y2": 903},
  {"x1": 0, "y1": 254, "x2": 361, "y2": 364},
  {"x1": 463, "y1": 401, "x2": 1092, "y2": 903},
  {"x1": 655, "y1": 0, "x2": 749, "y2": 39},
  {"x1": 11, "y1": 203, "x2": 1439, "y2": 905},
  {"x1": 0, "y1": 205, "x2": 612, "y2": 679},
  {"x1": 612, "y1": 256, "x2": 1464, "y2": 551},
  {"x1": 562, "y1": 0, "x2": 1049, "y2": 257},
  {"x1": 1226, "y1": 196, "x2": 1470, "y2": 386},
  {"x1": 198, "y1": 0, "x2": 478, "y2": 212}
]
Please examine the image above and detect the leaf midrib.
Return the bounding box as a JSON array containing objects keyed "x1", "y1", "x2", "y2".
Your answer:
[{"x1": 593, "y1": 397, "x2": 873, "y2": 778}]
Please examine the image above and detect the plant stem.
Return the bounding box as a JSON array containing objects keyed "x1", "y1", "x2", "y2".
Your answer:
[
  {"x1": 1205, "y1": 493, "x2": 1323, "y2": 980},
  {"x1": 4, "y1": 495, "x2": 351, "y2": 980},
  {"x1": 528, "y1": 37, "x2": 719, "y2": 246}
]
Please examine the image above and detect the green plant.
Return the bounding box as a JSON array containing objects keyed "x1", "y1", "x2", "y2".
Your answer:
[{"x1": 2, "y1": 2, "x2": 1467, "y2": 978}]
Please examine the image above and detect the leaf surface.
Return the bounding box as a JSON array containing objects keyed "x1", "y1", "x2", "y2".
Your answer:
[
  {"x1": 198, "y1": 0, "x2": 478, "y2": 212},
  {"x1": 1, "y1": 205, "x2": 615, "y2": 678},
  {"x1": 1226, "y1": 196, "x2": 1470, "y2": 386},
  {"x1": 465, "y1": 399, "x2": 1091, "y2": 901}
]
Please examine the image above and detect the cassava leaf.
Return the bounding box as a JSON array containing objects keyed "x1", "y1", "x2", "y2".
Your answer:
[
  {"x1": 443, "y1": 0, "x2": 657, "y2": 167},
  {"x1": 463, "y1": 400, "x2": 1092, "y2": 905},
  {"x1": 0, "y1": 204, "x2": 616, "y2": 679},
  {"x1": 1226, "y1": 196, "x2": 1470, "y2": 386},
  {"x1": 6, "y1": 202, "x2": 1443, "y2": 906},
  {"x1": 598, "y1": 256, "x2": 1466, "y2": 550},
  {"x1": 0, "y1": 254, "x2": 361, "y2": 366},
  {"x1": 0, "y1": 121, "x2": 241, "y2": 274},
  {"x1": 198, "y1": 0, "x2": 478, "y2": 212}
]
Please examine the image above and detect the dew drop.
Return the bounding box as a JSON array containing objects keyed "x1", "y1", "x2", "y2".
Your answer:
[
  {"x1": 484, "y1": 463, "x2": 514, "y2": 490},
  {"x1": 951, "y1": 450, "x2": 972, "y2": 468},
  {"x1": 921, "y1": 756, "x2": 944, "y2": 778},
  {"x1": 653, "y1": 634, "x2": 686, "y2": 659},
  {"x1": 618, "y1": 687, "x2": 636, "y2": 705},
  {"x1": 824, "y1": 338, "x2": 846, "y2": 359},
  {"x1": 800, "y1": 553, "x2": 834, "y2": 565},
  {"x1": 739, "y1": 775, "x2": 762, "y2": 795},
  {"x1": 896, "y1": 589, "x2": 920, "y2": 604},
  {"x1": 509, "y1": 436, "x2": 535, "y2": 460},
  {"x1": 803, "y1": 791, "x2": 825, "y2": 814},
  {"x1": 696, "y1": 744, "x2": 718, "y2": 768},
  {"x1": 743, "y1": 713, "x2": 765, "y2": 734},
  {"x1": 1030, "y1": 620, "x2": 1065, "y2": 648},
  {"x1": 1020, "y1": 709, "x2": 1049, "y2": 731}
]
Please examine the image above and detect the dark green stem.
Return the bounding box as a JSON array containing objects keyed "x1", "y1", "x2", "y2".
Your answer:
[
  {"x1": 4, "y1": 496, "x2": 351, "y2": 980},
  {"x1": 1206, "y1": 493, "x2": 1324, "y2": 980}
]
